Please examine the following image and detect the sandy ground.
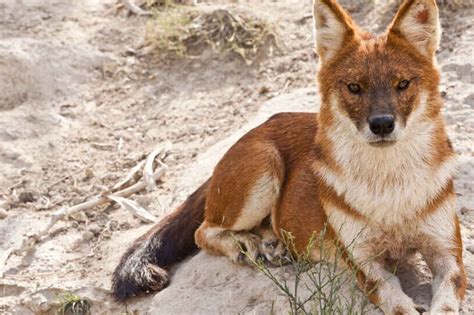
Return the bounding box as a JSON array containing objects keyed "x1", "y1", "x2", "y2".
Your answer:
[{"x1": 0, "y1": 0, "x2": 473, "y2": 314}]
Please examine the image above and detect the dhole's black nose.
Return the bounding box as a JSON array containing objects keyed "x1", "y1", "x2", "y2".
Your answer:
[{"x1": 368, "y1": 115, "x2": 395, "y2": 136}]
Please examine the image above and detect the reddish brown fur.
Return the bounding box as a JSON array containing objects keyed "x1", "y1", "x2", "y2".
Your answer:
[
  {"x1": 274, "y1": 161, "x2": 329, "y2": 252},
  {"x1": 317, "y1": 27, "x2": 440, "y2": 132},
  {"x1": 312, "y1": 1, "x2": 362, "y2": 61},
  {"x1": 416, "y1": 8, "x2": 429, "y2": 24},
  {"x1": 320, "y1": 0, "x2": 357, "y2": 34},
  {"x1": 452, "y1": 216, "x2": 467, "y2": 299},
  {"x1": 418, "y1": 180, "x2": 454, "y2": 218},
  {"x1": 390, "y1": 0, "x2": 420, "y2": 31},
  {"x1": 429, "y1": 120, "x2": 456, "y2": 167},
  {"x1": 113, "y1": 1, "x2": 466, "y2": 313},
  {"x1": 317, "y1": 179, "x2": 364, "y2": 220},
  {"x1": 204, "y1": 112, "x2": 317, "y2": 232}
]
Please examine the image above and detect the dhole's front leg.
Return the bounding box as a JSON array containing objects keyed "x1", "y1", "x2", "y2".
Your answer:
[
  {"x1": 329, "y1": 227, "x2": 419, "y2": 313},
  {"x1": 426, "y1": 253, "x2": 466, "y2": 314},
  {"x1": 352, "y1": 258, "x2": 423, "y2": 315},
  {"x1": 329, "y1": 215, "x2": 421, "y2": 314},
  {"x1": 421, "y1": 212, "x2": 466, "y2": 314}
]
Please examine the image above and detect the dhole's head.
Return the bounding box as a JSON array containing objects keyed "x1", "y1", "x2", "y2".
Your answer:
[{"x1": 313, "y1": 0, "x2": 442, "y2": 146}]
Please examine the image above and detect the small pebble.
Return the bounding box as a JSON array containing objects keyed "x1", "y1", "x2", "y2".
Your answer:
[
  {"x1": 109, "y1": 219, "x2": 119, "y2": 231},
  {"x1": 188, "y1": 125, "x2": 201, "y2": 135},
  {"x1": 19, "y1": 191, "x2": 36, "y2": 203},
  {"x1": 38, "y1": 301, "x2": 51, "y2": 312},
  {"x1": 82, "y1": 231, "x2": 95, "y2": 241},
  {"x1": 70, "y1": 211, "x2": 87, "y2": 223},
  {"x1": 0, "y1": 208, "x2": 7, "y2": 219},
  {"x1": 0, "y1": 199, "x2": 8, "y2": 208},
  {"x1": 146, "y1": 128, "x2": 161, "y2": 140},
  {"x1": 87, "y1": 224, "x2": 101, "y2": 236},
  {"x1": 120, "y1": 222, "x2": 132, "y2": 230},
  {"x1": 468, "y1": 282, "x2": 474, "y2": 290},
  {"x1": 466, "y1": 244, "x2": 474, "y2": 254},
  {"x1": 136, "y1": 195, "x2": 153, "y2": 208}
]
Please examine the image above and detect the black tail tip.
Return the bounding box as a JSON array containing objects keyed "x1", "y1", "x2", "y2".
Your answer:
[{"x1": 111, "y1": 263, "x2": 170, "y2": 302}]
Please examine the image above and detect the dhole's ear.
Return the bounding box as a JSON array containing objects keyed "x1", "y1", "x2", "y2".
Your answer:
[
  {"x1": 312, "y1": 0, "x2": 357, "y2": 62},
  {"x1": 388, "y1": 0, "x2": 441, "y2": 58}
]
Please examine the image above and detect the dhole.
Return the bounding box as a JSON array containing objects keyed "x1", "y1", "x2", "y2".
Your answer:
[{"x1": 112, "y1": 0, "x2": 466, "y2": 313}]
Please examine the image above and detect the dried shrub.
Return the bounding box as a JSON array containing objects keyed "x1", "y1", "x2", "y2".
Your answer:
[
  {"x1": 239, "y1": 225, "x2": 382, "y2": 314},
  {"x1": 146, "y1": 7, "x2": 276, "y2": 64}
]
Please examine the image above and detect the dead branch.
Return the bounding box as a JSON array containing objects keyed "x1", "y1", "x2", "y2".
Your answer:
[
  {"x1": 0, "y1": 149, "x2": 169, "y2": 277},
  {"x1": 0, "y1": 249, "x2": 13, "y2": 278},
  {"x1": 108, "y1": 195, "x2": 157, "y2": 223},
  {"x1": 144, "y1": 147, "x2": 165, "y2": 191},
  {"x1": 33, "y1": 167, "x2": 164, "y2": 246},
  {"x1": 112, "y1": 160, "x2": 145, "y2": 191},
  {"x1": 6, "y1": 179, "x2": 25, "y2": 191},
  {"x1": 122, "y1": 0, "x2": 152, "y2": 16}
]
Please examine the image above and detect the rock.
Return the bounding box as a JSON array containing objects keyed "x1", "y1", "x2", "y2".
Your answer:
[
  {"x1": 21, "y1": 293, "x2": 51, "y2": 313},
  {"x1": 461, "y1": 207, "x2": 473, "y2": 215},
  {"x1": 466, "y1": 245, "x2": 474, "y2": 254},
  {"x1": 188, "y1": 125, "x2": 201, "y2": 135},
  {"x1": 109, "y1": 219, "x2": 119, "y2": 231},
  {"x1": 120, "y1": 222, "x2": 132, "y2": 230},
  {"x1": 70, "y1": 211, "x2": 87, "y2": 223},
  {"x1": 38, "y1": 300, "x2": 51, "y2": 312},
  {"x1": 259, "y1": 85, "x2": 270, "y2": 95},
  {"x1": 468, "y1": 281, "x2": 474, "y2": 290},
  {"x1": 0, "y1": 208, "x2": 7, "y2": 219},
  {"x1": 82, "y1": 230, "x2": 95, "y2": 241},
  {"x1": 86, "y1": 223, "x2": 101, "y2": 236},
  {"x1": 146, "y1": 128, "x2": 161, "y2": 140},
  {"x1": 18, "y1": 191, "x2": 36, "y2": 203},
  {"x1": 136, "y1": 195, "x2": 153, "y2": 208},
  {"x1": 0, "y1": 199, "x2": 8, "y2": 208}
]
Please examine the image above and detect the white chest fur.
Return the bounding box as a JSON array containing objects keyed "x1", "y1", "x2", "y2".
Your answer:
[{"x1": 317, "y1": 95, "x2": 457, "y2": 226}]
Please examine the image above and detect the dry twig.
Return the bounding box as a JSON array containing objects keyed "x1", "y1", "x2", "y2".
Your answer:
[
  {"x1": 122, "y1": 0, "x2": 152, "y2": 16},
  {"x1": 144, "y1": 147, "x2": 165, "y2": 190},
  {"x1": 0, "y1": 147, "x2": 169, "y2": 277},
  {"x1": 112, "y1": 160, "x2": 145, "y2": 190},
  {"x1": 108, "y1": 195, "x2": 157, "y2": 223}
]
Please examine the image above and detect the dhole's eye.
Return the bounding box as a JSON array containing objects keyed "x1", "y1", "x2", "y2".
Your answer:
[
  {"x1": 397, "y1": 80, "x2": 410, "y2": 90},
  {"x1": 347, "y1": 83, "x2": 361, "y2": 94}
]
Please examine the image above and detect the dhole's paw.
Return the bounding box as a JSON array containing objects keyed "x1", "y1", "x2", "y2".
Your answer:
[
  {"x1": 430, "y1": 288, "x2": 461, "y2": 314},
  {"x1": 429, "y1": 304, "x2": 459, "y2": 315},
  {"x1": 260, "y1": 234, "x2": 289, "y2": 266},
  {"x1": 415, "y1": 304, "x2": 428, "y2": 314},
  {"x1": 233, "y1": 233, "x2": 264, "y2": 265},
  {"x1": 391, "y1": 304, "x2": 426, "y2": 315}
]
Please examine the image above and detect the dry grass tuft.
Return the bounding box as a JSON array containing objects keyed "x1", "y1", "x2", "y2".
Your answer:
[
  {"x1": 56, "y1": 292, "x2": 92, "y2": 315},
  {"x1": 239, "y1": 226, "x2": 380, "y2": 314},
  {"x1": 146, "y1": 7, "x2": 276, "y2": 64}
]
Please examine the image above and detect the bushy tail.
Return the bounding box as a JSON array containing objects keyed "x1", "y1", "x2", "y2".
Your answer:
[{"x1": 111, "y1": 179, "x2": 210, "y2": 301}]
